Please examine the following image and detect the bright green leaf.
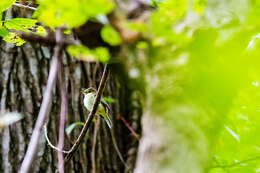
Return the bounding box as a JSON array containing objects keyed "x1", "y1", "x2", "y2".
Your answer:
[
  {"x1": 4, "y1": 18, "x2": 47, "y2": 36},
  {"x1": 103, "y1": 97, "x2": 116, "y2": 103},
  {"x1": 101, "y1": 25, "x2": 121, "y2": 46},
  {"x1": 0, "y1": 0, "x2": 15, "y2": 13},
  {"x1": 34, "y1": 0, "x2": 114, "y2": 28},
  {"x1": 65, "y1": 121, "x2": 84, "y2": 135},
  {"x1": 67, "y1": 45, "x2": 97, "y2": 61},
  {"x1": 3, "y1": 32, "x2": 25, "y2": 46},
  {"x1": 94, "y1": 47, "x2": 110, "y2": 62},
  {"x1": 0, "y1": 26, "x2": 9, "y2": 37},
  {"x1": 67, "y1": 45, "x2": 110, "y2": 63},
  {"x1": 193, "y1": 0, "x2": 207, "y2": 14}
]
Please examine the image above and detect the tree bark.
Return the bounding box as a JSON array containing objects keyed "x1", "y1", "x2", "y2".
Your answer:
[{"x1": 0, "y1": 41, "x2": 141, "y2": 172}]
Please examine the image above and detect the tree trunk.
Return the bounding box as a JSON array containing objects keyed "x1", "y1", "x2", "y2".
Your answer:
[{"x1": 0, "y1": 41, "x2": 141, "y2": 172}]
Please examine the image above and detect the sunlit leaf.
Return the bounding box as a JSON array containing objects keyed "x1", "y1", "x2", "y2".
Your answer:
[
  {"x1": 2, "y1": 32, "x2": 25, "y2": 46},
  {"x1": 193, "y1": 0, "x2": 207, "y2": 14},
  {"x1": 94, "y1": 47, "x2": 110, "y2": 62},
  {"x1": 67, "y1": 45, "x2": 110, "y2": 63},
  {"x1": 4, "y1": 18, "x2": 47, "y2": 36},
  {"x1": 0, "y1": 26, "x2": 9, "y2": 37},
  {"x1": 65, "y1": 121, "x2": 84, "y2": 135},
  {"x1": 34, "y1": 0, "x2": 114, "y2": 28},
  {"x1": 5, "y1": 18, "x2": 37, "y2": 31},
  {"x1": 103, "y1": 97, "x2": 116, "y2": 103},
  {"x1": 0, "y1": 0, "x2": 15, "y2": 13},
  {"x1": 101, "y1": 25, "x2": 121, "y2": 46}
]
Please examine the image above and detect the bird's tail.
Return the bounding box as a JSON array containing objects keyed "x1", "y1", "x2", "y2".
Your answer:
[{"x1": 104, "y1": 114, "x2": 112, "y2": 128}]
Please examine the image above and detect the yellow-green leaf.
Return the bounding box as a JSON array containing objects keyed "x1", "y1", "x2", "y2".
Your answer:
[
  {"x1": 0, "y1": 0, "x2": 15, "y2": 13},
  {"x1": 101, "y1": 25, "x2": 121, "y2": 46}
]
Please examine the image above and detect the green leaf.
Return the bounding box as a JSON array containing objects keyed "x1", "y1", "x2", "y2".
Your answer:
[
  {"x1": 0, "y1": 112, "x2": 23, "y2": 128},
  {"x1": 4, "y1": 18, "x2": 47, "y2": 36},
  {"x1": 2, "y1": 32, "x2": 25, "y2": 46},
  {"x1": 193, "y1": 0, "x2": 207, "y2": 14},
  {"x1": 34, "y1": 0, "x2": 114, "y2": 28},
  {"x1": 67, "y1": 45, "x2": 110, "y2": 63},
  {"x1": 101, "y1": 25, "x2": 121, "y2": 46},
  {"x1": 0, "y1": 26, "x2": 9, "y2": 37},
  {"x1": 0, "y1": 0, "x2": 15, "y2": 13},
  {"x1": 0, "y1": 26, "x2": 26, "y2": 46},
  {"x1": 94, "y1": 47, "x2": 110, "y2": 62},
  {"x1": 103, "y1": 97, "x2": 116, "y2": 103},
  {"x1": 65, "y1": 121, "x2": 84, "y2": 135}
]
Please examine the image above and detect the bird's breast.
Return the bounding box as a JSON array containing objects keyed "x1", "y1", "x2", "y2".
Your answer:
[{"x1": 84, "y1": 94, "x2": 95, "y2": 111}]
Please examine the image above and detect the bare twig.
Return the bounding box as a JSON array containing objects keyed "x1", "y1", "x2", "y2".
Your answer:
[
  {"x1": 19, "y1": 29, "x2": 63, "y2": 173},
  {"x1": 120, "y1": 116, "x2": 140, "y2": 139},
  {"x1": 15, "y1": 31, "x2": 80, "y2": 47},
  {"x1": 57, "y1": 29, "x2": 67, "y2": 173},
  {"x1": 91, "y1": 118, "x2": 100, "y2": 173},
  {"x1": 43, "y1": 124, "x2": 70, "y2": 153},
  {"x1": 64, "y1": 64, "x2": 109, "y2": 163},
  {"x1": 13, "y1": 3, "x2": 37, "y2": 11}
]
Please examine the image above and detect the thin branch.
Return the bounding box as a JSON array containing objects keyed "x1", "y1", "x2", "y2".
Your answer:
[
  {"x1": 13, "y1": 3, "x2": 37, "y2": 11},
  {"x1": 15, "y1": 31, "x2": 80, "y2": 47},
  {"x1": 120, "y1": 116, "x2": 140, "y2": 139},
  {"x1": 43, "y1": 124, "x2": 70, "y2": 153},
  {"x1": 64, "y1": 64, "x2": 109, "y2": 163},
  {"x1": 57, "y1": 28, "x2": 67, "y2": 173},
  {"x1": 19, "y1": 29, "x2": 63, "y2": 173},
  {"x1": 91, "y1": 118, "x2": 100, "y2": 173},
  {"x1": 109, "y1": 128, "x2": 130, "y2": 171}
]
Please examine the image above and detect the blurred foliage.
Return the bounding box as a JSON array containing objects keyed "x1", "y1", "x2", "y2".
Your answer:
[
  {"x1": 34, "y1": 0, "x2": 114, "y2": 28},
  {"x1": 142, "y1": 0, "x2": 260, "y2": 173},
  {"x1": 67, "y1": 45, "x2": 110, "y2": 63},
  {"x1": 101, "y1": 25, "x2": 121, "y2": 46},
  {"x1": 0, "y1": 0, "x2": 15, "y2": 13}
]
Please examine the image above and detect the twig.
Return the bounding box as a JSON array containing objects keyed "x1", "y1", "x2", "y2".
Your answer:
[
  {"x1": 19, "y1": 29, "x2": 63, "y2": 173},
  {"x1": 91, "y1": 118, "x2": 100, "y2": 173},
  {"x1": 56, "y1": 28, "x2": 67, "y2": 173},
  {"x1": 13, "y1": 3, "x2": 37, "y2": 11},
  {"x1": 64, "y1": 64, "x2": 109, "y2": 163},
  {"x1": 109, "y1": 128, "x2": 131, "y2": 172},
  {"x1": 43, "y1": 124, "x2": 70, "y2": 153},
  {"x1": 120, "y1": 116, "x2": 140, "y2": 139},
  {"x1": 15, "y1": 31, "x2": 80, "y2": 47}
]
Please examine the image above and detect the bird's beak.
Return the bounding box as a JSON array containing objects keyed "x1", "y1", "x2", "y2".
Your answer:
[{"x1": 81, "y1": 88, "x2": 86, "y2": 94}]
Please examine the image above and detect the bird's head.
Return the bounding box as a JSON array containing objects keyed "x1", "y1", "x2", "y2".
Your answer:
[{"x1": 81, "y1": 87, "x2": 97, "y2": 95}]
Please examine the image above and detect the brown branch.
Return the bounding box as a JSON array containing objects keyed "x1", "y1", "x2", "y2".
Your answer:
[
  {"x1": 15, "y1": 31, "x2": 80, "y2": 47},
  {"x1": 64, "y1": 64, "x2": 109, "y2": 163},
  {"x1": 13, "y1": 3, "x2": 37, "y2": 10},
  {"x1": 57, "y1": 29, "x2": 67, "y2": 173},
  {"x1": 19, "y1": 29, "x2": 64, "y2": 173},
  {"x1": 120, "y1": 116, "x2": 140, "y2": 140},
  {"x1": 91, "y1": 118, "x2": 100, "y2": 173}
]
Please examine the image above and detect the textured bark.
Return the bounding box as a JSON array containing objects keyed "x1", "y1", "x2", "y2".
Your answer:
[{"x1": 0, "y1": 41, "x2": 141, "y2": 172}]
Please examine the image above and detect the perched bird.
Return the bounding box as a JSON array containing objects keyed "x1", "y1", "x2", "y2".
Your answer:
[{"x1": 81, "y1": 87, "x2": 112, "y2": 128}]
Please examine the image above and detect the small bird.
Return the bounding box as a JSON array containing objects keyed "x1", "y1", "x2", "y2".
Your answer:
[{"x1": 81, "y1": 87, "x2": 112, "y2": 128}]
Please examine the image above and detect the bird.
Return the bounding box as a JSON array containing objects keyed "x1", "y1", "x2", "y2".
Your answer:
[{"x1": 81, "y1": 87, "x2": 112, "y2": 128}]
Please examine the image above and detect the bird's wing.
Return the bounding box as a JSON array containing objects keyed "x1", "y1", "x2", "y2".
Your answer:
[
  {"x1": 101, "y1": 99, "x2": 111, "y2": 113},
  {"x1": 101, "y1": 100, "x2": 113, "y2": 128}
]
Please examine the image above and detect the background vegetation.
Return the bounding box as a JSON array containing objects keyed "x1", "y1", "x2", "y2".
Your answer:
[{"x1": 0, "y1": 0, "x2": 259, "y2": 173}]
